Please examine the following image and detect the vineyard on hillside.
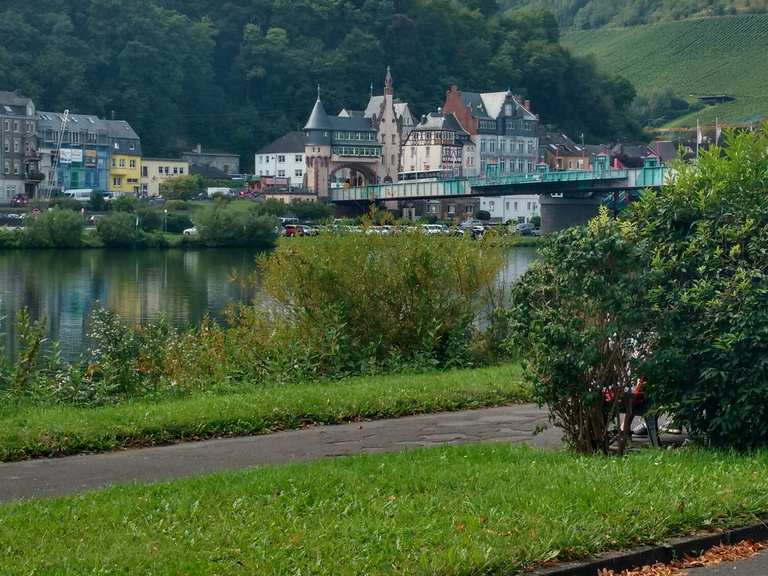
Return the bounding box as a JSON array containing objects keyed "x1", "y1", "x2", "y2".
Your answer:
[{"x1": 564, "y1": 14, "x2": 768, "y2": 127}]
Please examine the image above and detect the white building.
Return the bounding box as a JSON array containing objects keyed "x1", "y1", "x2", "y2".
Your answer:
[
  {"x1": 400, "y1": 111, "x2": 475, "y2": 177},
  {"x1": 480, "y1": 195, "x2": 540, "y2": 224},
  {"x1": 254, "y1": 131, "x2": 306, "y2": 188}
]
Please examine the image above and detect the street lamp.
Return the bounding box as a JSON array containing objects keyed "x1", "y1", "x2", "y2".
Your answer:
[{"x1": 164, "y1": 209, "x2": 168, "y2": 233}]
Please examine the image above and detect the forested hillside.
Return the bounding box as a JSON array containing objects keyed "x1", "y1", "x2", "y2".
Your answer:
[
  {"x1": 0, "y1": 0, "x2": 640, "y2": 165},
  {"x1": 501, "y1": 0, "x2": 768, "y2": 29}
]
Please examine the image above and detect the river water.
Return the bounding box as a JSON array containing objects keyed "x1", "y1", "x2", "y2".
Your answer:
[{"x1": 0, "y1": 247, "x2": 537, "y2": 360}]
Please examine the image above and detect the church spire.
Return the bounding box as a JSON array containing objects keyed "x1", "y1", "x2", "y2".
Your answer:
[{"x1": 384, "y1": 66, "x2": 393, "y2": 96}]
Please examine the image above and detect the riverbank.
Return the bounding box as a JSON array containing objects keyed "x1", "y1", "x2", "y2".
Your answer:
[
  {"x1": 3, "y1": 445, "x2": 768, "y2": 574},
  {"x1": 0, "y1": 364, "x2": 530, "y2": 461}
]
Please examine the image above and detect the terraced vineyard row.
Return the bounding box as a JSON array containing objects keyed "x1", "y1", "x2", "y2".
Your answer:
[{"x1": 563, "y1": 14, "x2": 768, "y2": 127}]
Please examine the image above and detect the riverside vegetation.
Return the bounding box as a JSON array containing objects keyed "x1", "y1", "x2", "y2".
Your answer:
[{"x1": 0, "y1": 233, "x2": 526, "y2": 460}]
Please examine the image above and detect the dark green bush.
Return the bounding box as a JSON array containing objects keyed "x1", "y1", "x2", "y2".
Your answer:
[
  {"x1": 95, "y1": 212, "x2": 141, "y2": 247},
  {"x1": 288, "y1": 201, "x2": 332, "y2": 221},
  {"x1": 163, "y1": 200, "x2": 190, "y2": 211},
  {"x1": 88, "y1": 190, "x2": 108, "y2": 212},
  {"x1": 111, "y1": 194, "x2": 138, "y2": 213},
  {"x1": 508, "y1": 209, "x2": 649, "y2": 455},
  {"x1": 137, "y1": 208, "x2": 163, "y2": 232},
  {"x1": 194, "y1": 200, "x2": 277, "y2": 247},
  {"x1": 23, "y1": 209, "x2": 84, "y2": 248},
  {"x1": 165, "y1": 212, "x2": 193, "y2": 234},
  {"x1": 49, "y1": 196, "x2": 83, "y2": 212},
  {"x1": 629, "y1": 127, "x2": 768, "y2": 450}
]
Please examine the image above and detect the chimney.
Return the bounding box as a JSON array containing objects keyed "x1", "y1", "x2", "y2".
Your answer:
[{"x1": 524, "y1": 100, "x2": 532, "y2": 112}]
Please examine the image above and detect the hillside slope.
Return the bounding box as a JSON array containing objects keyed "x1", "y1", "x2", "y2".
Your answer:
[
  {"x1": 502, "y1": 0, "x2": 768, "y2": 29},
  {"x1": 563, "y1": 14, "x2": 768, "y2": 127}
]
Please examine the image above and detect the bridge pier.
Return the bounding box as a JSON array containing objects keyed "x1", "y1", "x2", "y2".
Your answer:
[{"x1": 539, "y1": 193, "x2": 602, "y2": 233}]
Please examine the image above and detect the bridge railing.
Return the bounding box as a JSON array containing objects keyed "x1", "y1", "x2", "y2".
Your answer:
[{"x1": 330, "y1": 166, "x2": 662, "y2": 202}]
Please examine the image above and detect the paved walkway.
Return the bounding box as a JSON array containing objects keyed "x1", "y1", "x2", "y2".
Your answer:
[
  {"x1": 0, "y1": 404, "x2": 558, "y2": 502},
  {"x1": 683, "y1": 550, "x2": 768, "y2": 575}
]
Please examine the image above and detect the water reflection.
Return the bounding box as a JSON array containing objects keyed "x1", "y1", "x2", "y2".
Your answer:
[{"x1": 0, "y1": 247, "x2": 537, "y2": 360}]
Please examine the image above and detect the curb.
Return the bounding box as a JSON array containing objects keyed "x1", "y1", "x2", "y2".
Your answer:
[{"x1": 527, "y1": 519, "x2": 768, "y2": 575}]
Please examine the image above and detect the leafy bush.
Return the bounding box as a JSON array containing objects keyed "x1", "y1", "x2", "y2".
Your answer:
[
  {"x1": 508, "y1": 208, "x2": 649, "y2": 454},
  {"x1": 629, "y1": 127, "x2": 768, "y2": 450},
  {"x1": 261, "y1": 234, "x2": 503, "y2": 373},
  {"x1": 95, "y1": 212, "x2": 140, "y2": 247},
  {"x1": 23, "y1": 209, "x2": 84, "y2": 248},
  {"x1": 258, "y1": 199, "x2": 289, "y2": 217},
  {"x1": 111, "y1": 194, "x2": 138, "y2": 213},
  {"x1": 161, "y1": 175, "x2": 202, "y2": 200},
  {"x1": 194, "y1": 199, "x2": 277, "y2": 247},
  {"x1": 163, "y1": 200, "x2": 189, "y2": 211},
  {"x1": 137, "y1": 208, "x2": 163, "y2": 232},
  {"x1": 165, "y1": 212, "x2": 193, "y2": 234},
  {"x1": 289, "y1": 201, "x2": 333, "y2": 221},
  {"x1": 88, "y1": 190, "x2": 108, "y2": 212},
  {"x1": 49, "y1": 196, "x2": 83, "y2": 212}
]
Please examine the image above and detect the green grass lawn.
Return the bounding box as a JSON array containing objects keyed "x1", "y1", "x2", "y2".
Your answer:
[
  {"x1": 3, "y1": 445, "x2": 768, "y2": 574},
  {"x1": 0, "y1": 364, "x2": 529, "y2": 462},
  {"x1": 563, "y1": 14, "x2": 768, "y2": 126}
]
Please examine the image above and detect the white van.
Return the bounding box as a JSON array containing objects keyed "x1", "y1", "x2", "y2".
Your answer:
[{"x1": 63, "y1": 189, "x2": 95, "y2": 203}]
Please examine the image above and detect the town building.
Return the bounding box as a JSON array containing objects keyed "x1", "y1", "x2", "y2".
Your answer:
[
  {"x1": 37, "y1": 112, "x2": 110, "y2": 195},
  {"x1": 259, "y1": 189, "x2": 318, "y2": 204},
  {"x1": 0, "y1": 91, "x2": 39, "y2": 201},
  {"x1": 479, "y1": 195, "x2": 540, "y2": 224},
  {"x1": 254, "y1": 131, "x2": 306, "y2": 188},
  {"x1": 108, "y1": 120, "x2": 142, "y2": 195},
  {"x1": 442, "y1": 86, "x2": 539, "y2": 177},
  {"x1": 303, "y1": 92, "x2": 382, "y2": 198},
  {"x1": 140, "y1": 158, "x2": 190, "y2": 197},
  {"x1": 540, "y1": 132, "x2": 589, "y2": 171},
  {"x1": 400, "y1": 110, "x2": 475, "y2": 177},
  {"x1": 182, "y1": 145, "x2": 240, "y2": 178}
]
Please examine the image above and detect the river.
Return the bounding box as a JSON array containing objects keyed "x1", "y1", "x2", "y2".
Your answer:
[{"x1": 0, "y1": 247, "x2": 537, "y2": 360}]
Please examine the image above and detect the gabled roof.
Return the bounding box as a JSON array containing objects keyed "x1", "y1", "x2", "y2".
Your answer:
[
  {"x1": 339, "y1": 109, "x2": 365, "y2": 119},
  {"x1": 412, "y1": 112, "x2": 469, "y2": 136},
  {"x1": 542, "y1": 132, "x2": 583, "y2": 155},
  {"x1": 304, "y1": 98, "x2": 333, "y2": 131},
  {"x1": 107, "y1": 119, "x2": 140, "y2": 141},
  {"x1": 458, "y1": 91, "x2": 491, "y2": 120},
  {"x1": 37, "y1": 111, "x2": 110, "y2": 132},
  {"x1": 0, "y1": 90, "x2": 33, "y2": 108},
  {"x1": 257, "y1": 131, "x2": 306, "y2": 154},
  {"x1": 364, "y1": 96, "x2": 417, "y2": 126}
]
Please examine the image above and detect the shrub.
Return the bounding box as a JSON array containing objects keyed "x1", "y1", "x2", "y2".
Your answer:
[
  {"x1": 111, "y1": 194, "x2": 138, "y2": 213},
  {"x1": 260, "y1": 234, "x2": 503, "y2": 373},
  {"x1": 23, "y1": 209, "x2": 84, "y2": 248},
  {"x1": 161, "y1": 175, "x2": 202, "y2": 200},
  {"x1": 49, "y1": 196, "x2": 83, "y2": 212},
  {"x1": 163, "y1": 200, "x2": 189, "y2": 211},
  {"x1": 137, "y1": 208, "x2": 163, "y2": 232},
  {"x1": 630, "y1": 127, "x2": 768, "y2": 450},
  {"x1": 88, "y1": 190, "x2": 108, "y2": 212},
  {"x1": 508, "y1": 208, "x2": 649, "y2": 455},
  {"x1": 194, "y1": 200, "x2": 277, "y2": 247},
  {"x1": 289, "y1": 201, "x2": 333, "y2": 221},
  {"x1": 95, "y1": 212, "x2": 140, "y2": 247},
  {"x1": 165, "y1": 212, "x2": 193, "y2": 234}
]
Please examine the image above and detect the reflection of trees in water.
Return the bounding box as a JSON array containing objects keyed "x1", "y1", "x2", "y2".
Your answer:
[{"x1": 0, "y1": 249, "x2": 263, "y2": 360}]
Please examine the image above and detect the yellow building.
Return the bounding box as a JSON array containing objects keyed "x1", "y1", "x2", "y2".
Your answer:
[
  {"x1": 140, "y1": 158, "x2": 191, "y2": 197},
  {"x1": 107, "y1": 119, "x2": 142, "y2": 195}
]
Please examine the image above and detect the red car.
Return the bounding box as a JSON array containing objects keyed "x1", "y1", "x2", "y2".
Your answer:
[
  {"x1": 282, "y1": 224, "x2": 304, "y2": 237},
  {"x1": 10, "y1": 194, "x2": 28, "y2": 207}
]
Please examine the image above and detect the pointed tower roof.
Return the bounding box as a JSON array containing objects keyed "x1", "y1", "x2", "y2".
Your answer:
[
  {"x1": 304, "y1": 89, "x2": 333, "y2": 131},
  {"x1": 384, "y1": 66, "x2": 393, "y2": 96}
]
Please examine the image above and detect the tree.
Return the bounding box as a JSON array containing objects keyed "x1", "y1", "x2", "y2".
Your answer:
[
  {"x1": 194, "y1": 199, "x2": 278, "y2": 247},
  {"x1": 160, "y1": 175, "x2": 202, "y2": 200},
  {"x1": 23, "y1": 209, "x2": 84, "y2": 248},
  {"x1": 96, "y1": 212, "x2": 141, "y2": 247}
]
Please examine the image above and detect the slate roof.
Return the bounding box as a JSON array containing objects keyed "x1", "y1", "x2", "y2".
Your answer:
[
  {"x1": 411, "y1": 112, "x2": 469, "y2": 136},
  {"x1": 329, "y1": 114, "x2": 375, "y2": 132},
  {"x1": 257, "y1": 131, "x2": 306, "y2": 155},
  {"x1": 542, "y1": 132, "x2": 584, "y2": 155},
  {"x1": 304, "y1": 98, "x2": 333, "y2": 131},
  {"x1": 37, "y1": 111, "x2": 110, "y2": 133},
  {"x1": 457, "y1": 90, "x2": 537, "y2": 122},
  {"x1": 0, "y1": 91, "x2": 33, "y2": 116}
]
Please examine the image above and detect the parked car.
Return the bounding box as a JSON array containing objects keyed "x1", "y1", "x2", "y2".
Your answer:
[
  {"x1": 10, "y1": 194, "x2": 27, "y2": 207},
  {"x1": 514, "y1": 222, "x2": 536, "y2": 234},
  {"x1": 183, "y1": 227, "x2": 197, "y2": 236},
  {"x1": 282, "y1": 224, "x2": 304, "y2": 237},
  {"x1": 300, "y1": 225, "x2": 318, "y2": 236},
  {"x1": 421, "y1": 224, "x2": 447, "y2": 235},
  {"x1": 470, "y1": 225, "x2": 485, "y2": 238}
]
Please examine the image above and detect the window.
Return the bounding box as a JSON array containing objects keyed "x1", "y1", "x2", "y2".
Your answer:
[
  {"x1": 527, "y1": 142, "x2": 534, "y2": 154},
  {"x1": 513, "y1": 201, "x2": 518, "y2": 210},
  {"x1": 294, "y1": 169, "x2": 303, "y2": 177},
  {"x1": 129, "y1": 159, "x2": 136, "y2": 168},
  {"x1": 278, "y1": 155, "x2": 286, "y2": 163},
  {"x1": 448, "y1": 204, "x2": 456, "y2": 215},
  {"x1": 500, "y1": 159, "x2": 506, "y2": 173},
  {"x1": 489, "y1": 200, "x2": 495, "y2": 210},
  {"x1": 157, "y1": 166, "x2": 163, "y2": 174},
  {"x1": 26, "y1": 122, "x2": 33, "y2": 134},
  {"x1": 173, "y1": 167, "x2": 178, "y2": 174},
  {"x1": 489, "y1": 140, "x2": 496, "y2": 154},
  {"x1": 72, "y1": 131, "x2": 80, "y2": 144},
  {"x1": 13, "y1": 138, "x2": 19, "y2": 153},
  {"x1": 391, "y1": 134, "x2": 396, "y2": 144},
  {"x1": 527, "y1": 161, "x2": 533, "y2": 172},
  {"x1": 164, "y1": 167, "x2": 170, "y2": 174},
  {"x1": 13, "y1": 120, "x2": 19, "y2": 132},
  {"x1": 391, "y1": 154, "x2": 396, "y2": 165},
  {"x1": 295, "y1": 154, "x2": 302, "y2": 162},
  {"x1": 505, "y1": 201, "x2": 510, "y2": 211},
  {"x1": 129, "y1": 143, "x2": 135, "y2": 151},
  {"x1": 179, "y1": 167, "x2": 184, "y2": 174},
  {"x1": 3, "y1": 139, "x2": 8, "y2": 153},
  {"x1": 277, "y1": 169, "x2": 285, "y2": 177},
  {"x1": 142, "y1": 166, "x2": 148, "y2": 177},
  {"x1": 113, "y1": 177, "x2": 121, "y2": 186},
  {"x1": 428, "y1": 203, "x2": 439, "y2": 214},
  {"x1": 112, "y1": 159, "x2": 116, "y2": 168},
  {"x1": 113, "y1": 142, "x2": 119, "y2": 150},
  {"x1": 504, "y1": 103, "x2": 513, "y2": 116},
  {"x1": 3, "y1": 120, "x2": 8, "y2": 132},
  {"x1": 119, "y1": 159, "x2": 126, "y2": 168},
  {"x1": 3, "y1": 160, "x2": 9, "y2": 174}
]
